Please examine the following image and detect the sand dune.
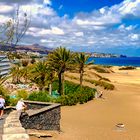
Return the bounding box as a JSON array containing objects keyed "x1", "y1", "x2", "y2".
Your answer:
[
  {"x1": 31, "y1": 66, "x2": 140, "y2": 140},
  {"x1": 51, "y1": 67, "x2": 140, "y2": 140}
]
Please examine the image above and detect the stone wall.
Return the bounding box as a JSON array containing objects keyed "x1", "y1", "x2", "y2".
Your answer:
[
  {"x1": 20, "y1": 101, "x2": 61, "y2": 131},
  {"x1": 4, "y1": 106, "x2": 15, "y2": 115},
  {"x1": 24, "y1": 102, "x2": 51, "y2": 110}
]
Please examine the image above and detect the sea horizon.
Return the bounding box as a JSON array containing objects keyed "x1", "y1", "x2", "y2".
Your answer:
[{"x1": 88, "y1": 57, "x2": 140, "y2": 67}]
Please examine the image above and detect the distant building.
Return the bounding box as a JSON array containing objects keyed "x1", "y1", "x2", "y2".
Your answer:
[
  {"x1": 91, "y1": 52, "x2": 119, "y2": 58},
  {"x1": 27, "y1": 51, "x2": 40, "y2": 56},
  {"x1": 0, "y1": 55, "x2": 11, "y2": 76}
]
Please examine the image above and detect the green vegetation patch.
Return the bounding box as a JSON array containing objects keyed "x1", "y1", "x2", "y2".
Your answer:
[
  {"x1": 28, "y1": 80, "x2": 96, "y2": 106},
  {"x1": 90, "y1": 65, "x2": 110, "y2": 73},
  {"x1": 119, "y1": 66, "x2": 136, "y2": 70},
  {"x1": 28, "y1": 91, "x2": 53, "y2": 102},
  {"x1": 85, "y1": 79, "x2": 114, "y2": 90},
  {"x1": 65, "y1": 74, "x2": 79, "y2": 80}
]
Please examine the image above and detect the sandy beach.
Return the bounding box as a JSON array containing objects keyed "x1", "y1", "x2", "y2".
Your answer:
[
  {"x1": 53, "y1": 67, "x2": 140, "y2": 140},
  {"x1": 31, "y1": 66, "x2": 140, "y2": 140}
]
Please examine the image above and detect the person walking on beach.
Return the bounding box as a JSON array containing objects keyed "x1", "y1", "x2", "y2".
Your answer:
[{"x1": 0, "y1": 95, "x2": 5, "y2": 119}]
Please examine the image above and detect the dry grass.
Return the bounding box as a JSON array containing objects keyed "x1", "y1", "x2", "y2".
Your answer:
[{"x1": 65, "y1": 67, "x2": 114, "y2": 90}]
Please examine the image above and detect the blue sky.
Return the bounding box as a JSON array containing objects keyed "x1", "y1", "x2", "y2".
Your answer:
[
  {"x1": 52, "y1": 0, "x2": 123, "y2": 17},
  {"x1": 0, "y1": 0, "x2": 140, "y2": 56}
]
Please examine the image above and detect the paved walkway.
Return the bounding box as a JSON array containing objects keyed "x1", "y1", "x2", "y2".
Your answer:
[{"x1": 0, "y1": 115, "x2": 7, "y2": 140}]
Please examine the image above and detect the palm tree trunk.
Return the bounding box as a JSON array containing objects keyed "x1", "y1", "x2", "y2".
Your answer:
[
  {"x1": 80, "y1": 70, "x2": 83, "y2": 87},
  {"x1": 49, "y1": 83, "x2": 52, "y2": 95},
  {"x1": 39, "y1": 86, "x2": 43, "y2": 91},
  {"x1": 58, "y1": 72, "x2": 62, "y2": 95},
  {"x1": 62, "y1": 72, "x2": 65, "y2": 95},
  {"x1": 24, "y1": 69, "x2": 28, "y2": 83}
]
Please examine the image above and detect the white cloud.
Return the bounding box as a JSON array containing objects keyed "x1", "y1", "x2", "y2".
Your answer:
[
  {"x1": 118, "y1": 0, "x2": 140, "y2": 16},
  {"x1": 41, "y1": 39, "x2": 49, "y2": 43},
  {"x1": 51, "y1": 27, "x2": 64, "y2": 35},
  {"x1": 28, "y1": 27, "x2": 40, "y2": 32},
  {"x1": 20, "y1": 4, "x2": 55, "y2": 17},
  {"x1": 99, "y1": 7, "x2": 106, "y2": 14},
  {"x1": 0, "y1": 0, "x2": 140, "y2": 54},
  {"x1": 126, "y1": 25, "x2": 136, "y2": 31},
  {"x1": 0, "y1": 5, "x2": 13, "y2": 13},
  {"x1": 27, "y1": 26, "x2": 64, "y2": 36},
  {"x1": 119, "y1": 24, "x2": 136, "y2": 31},
  {"x1": 73, "y1": 0, "x2": 140, "y2": 29},
  {"x1": 88, "y1": 41, "x2": 95, "y2": 44},
  {"x1": 74, "y1": 13, "x2": 121, "y2": 26},
  {"x1": 74, "y1": 32, "x2": 84, "y2": 37},
  {"x1": 39, "y1": 27, "x2": 64, "y2": 35},
  {"x1": 43, "y1": 0, "x2": 51, "y2": 5},
  {"x1": 129, "y1": 33, "x2": 139, "y2": 41}
]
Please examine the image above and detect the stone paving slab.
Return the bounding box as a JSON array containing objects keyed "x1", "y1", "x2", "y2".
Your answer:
[
  {"x1": 4, "y1": 120, "x2": 21, "y2": 124},
  {"x1": 4, "y1": 122, "x2": 22, "y2": 128},
  {"x1": 2, "y1": 110, "x2": 30, "y2": 140},
  {"x1": 2, "y1": 133, "x2": 29, "y2": 140},
  {"x1": 3, "y1": 127, "x2": 26, "y2": 134}
]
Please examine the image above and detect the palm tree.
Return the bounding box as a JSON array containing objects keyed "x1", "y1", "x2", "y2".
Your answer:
[
  {"x1": 10, "y1": 63, "x2": 22, "y2": 83},
  {"x1": 47, "y1": 47, "x2": 72, "y2": 95},
  {"x1": 0, "y1": 75, "x2": 9, "y2": 86},
  {"x1": 19, "y1": 59, "x2": 30, "y2": 83},
  {"x1": 75, "y1": 52, "x2": 92, "y2": 87},
  {"x1": 20, "y1": 66, "x2": 30, "y2": 83},
  {"x1": 29, "y1": 61, "x2": 48, "y2": 91}
]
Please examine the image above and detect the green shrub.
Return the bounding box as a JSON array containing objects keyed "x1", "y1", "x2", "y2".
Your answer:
[
  {"x1": 84, "y1": 79, "x2": 114, "y2": 90},
  {"x1": 27, "y1": 91, "x2": 52, "y2": 102},
  {"x1": 0, "y1": 86, "x2": 10, "y2": 106},
  {"x1": 28, "y1": 80, "x2": 96, "y2": 106},
  {"x1": 9, "y1": 98, "x2": 19, "y2": 106},
  {"x1": 119, "y1": 66, "x2": 136, "y2": 70},
  {"x1": 99, "y1": 77, "x2": 111, "y2": 82},
  {"x1": 0, "y1": 86, "x2": 9, "y2": 96},
  {"x1": 65, "y1": 74, "x2": 79, "y2": 80},
  {"x1": 91, "y1": 65, "x2": 110, "y2": 73},
  {"x1": 16, "y1": 89, "x2": 28, "y2": 100},
  {"x1": 101, "y1": 65, "x2": 112, "y2": 68},
  {"x1": 101, "y1": 82, "x2": 115, "y2": 90},
  {"x1": 54, "y1": 81, "x2": 96, "y2": 106}
]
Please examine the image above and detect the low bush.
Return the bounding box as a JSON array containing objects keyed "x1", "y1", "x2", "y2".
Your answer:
[
  {"x1": 27, "y1": 91, "x2": 52, "y2": 102},
  {"x1": 27, "y1": 80, "x2": 96, "y2": 106},
  {"x1": 119, "y1": 66, "x2": 136, "y2": 70},
  {"x1": 9, "y1": 98, "x2": 19, "y2": 106},
  {"x1": 101, "y1": 65, "x2": 112, "y2": 68},
  {"x1": 85, "y1": 79, "x2": 114, "y2": 90},
  {"x1": 55, "y1": 87, "x2": 95, "y2": 106},
  {"x1": 0, "y1": 86, "x2": 10, "y2": 106},
  {"x1": 16, "y1": 89, "x2": 28, "y2": 100},
  {"x1": 99, "y1": 77, "x2": 111, "y2": 82},
  {"x1": 91, "y1": 65, "x2": 110, "y2": 73},
  {"x1": 53, "y1": 81, "x2": 96, "y2": 106},
  {"x1": 65, "y1": 74, "x2": 79, "y2": 80},
  {"x1": 8, "y1": 89, "x2": 29, "y2": 106}
]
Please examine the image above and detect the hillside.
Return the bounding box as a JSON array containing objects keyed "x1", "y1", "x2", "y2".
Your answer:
[{"x1": 0, "y1": 44, "x2": 53, "y2": 54}]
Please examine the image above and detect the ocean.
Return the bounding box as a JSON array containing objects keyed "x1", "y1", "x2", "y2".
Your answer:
[{"x1": 88, "y1": 57, "x2": 140, "y2": 67}]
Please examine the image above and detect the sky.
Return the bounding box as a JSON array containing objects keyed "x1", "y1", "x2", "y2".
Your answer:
[{"x1": 0, "y1": 0, "x2": 140, "y2": 56}]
